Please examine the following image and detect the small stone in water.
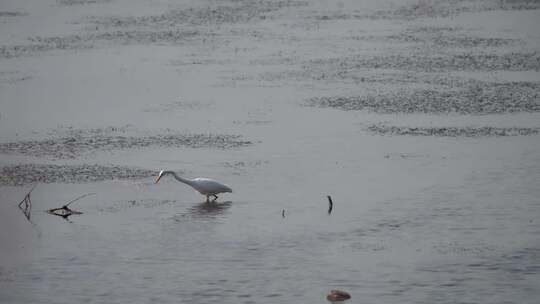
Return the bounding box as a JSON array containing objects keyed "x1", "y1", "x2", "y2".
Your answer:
[{"x1": 326, "y1": 290, "x2": 351, "y2": 301}]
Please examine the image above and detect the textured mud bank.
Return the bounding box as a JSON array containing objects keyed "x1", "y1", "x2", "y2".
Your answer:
[
  {"x1": 307, "y1": 81, "x2": 540, "y2": 114},
  {"x1": 57, "y1": 0, "x2": 111, "y2": 6},
  {"x1": 0, "y1": 0, "x2": 306, "y2": 58},
  {"x1": 0, "y1": 11, "x2": 28, "y2": 17},
  {"x1": 339, "y1": 0, "x2": 540, "y2": 20},
  {"x1": 300, "y1": 52, "x2": 540, "y2": 78},
  {"x1": 374, "y1": 26, "x2": 520, "y2": 48},
  {"x1": 0, "y1": 163, "x2": 155, "y2": 186},
  {"x1": 366, "y1": 124, "x2": 540, "y2": 137},
  {"x1": 0, "y1": 30, "x2": 203, "y2": 58},
  {"x1": 91, "y1": 0, "x2": 307, "y2": 27},
  {"x1": 0, "y1": 131, "x2": 252, "y2": 159}
]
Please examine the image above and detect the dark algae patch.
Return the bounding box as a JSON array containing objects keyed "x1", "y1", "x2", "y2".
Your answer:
[
  {"x1": 0, "y1": 30, "x2": 202, "y2": 58},
  {"x1": 305, "y1": 52, "x2": 540, "y2": 74},
  {"x1": 381, "y1": 27, "x2": 520, "y2": 48},
  {"x1": 368, "y1": 0, "x2": 540, "y2": 20},
  {"x1": 89, "y1": 0, "x2": 306, "y2": 28},
  {"x1": 0, "y1": 132, "x2": 252, "y2": 159},
  {"x1": 308, "y1": 0, "x2": 540, "y2": 21},
  {"x1": 0, "y1": 11, "x2": 28, "y2": 17},
  {"x1": 56, "y1": 0, "x2": 111, "y2": 5},
  {"x1": 262, "y1": 52, "x2": 540, "y2": 86},
  {"x1": 308, "y1": 82, "x2": 540, "y2": 114},
  {"x1": 0, "y1": 0, "x2": 307, "y2": 59},
  {"x1": 367, "y1": 124, "x2": 540, "y2": 137},
  {"x1": 0, "y1": 164, "x2": 155, "y2": 186}
]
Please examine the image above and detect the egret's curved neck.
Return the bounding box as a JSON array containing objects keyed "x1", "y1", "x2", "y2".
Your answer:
[{"x1": 166, "y1": 171, "x2": 193, "y2": 186}]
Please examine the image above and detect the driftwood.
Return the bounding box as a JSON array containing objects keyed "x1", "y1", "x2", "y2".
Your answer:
[
  {"x1": 327, "y1": 195, "x2": 333, "y2": 214},
  {"x1": 47, "y1": 193, "x2": 94, "y2": 221}
]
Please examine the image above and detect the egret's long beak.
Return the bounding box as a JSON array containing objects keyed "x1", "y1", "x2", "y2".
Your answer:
[{"x1": 155, "y1": 170, "x2": 164, "y2": 184}]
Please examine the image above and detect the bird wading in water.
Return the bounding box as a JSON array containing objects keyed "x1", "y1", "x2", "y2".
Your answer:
[{"x1": 154, "y1": 170, "x2": 232, "y2": 202}]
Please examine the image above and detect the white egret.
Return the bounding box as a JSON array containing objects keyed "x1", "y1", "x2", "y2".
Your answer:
[{"x1": 154, "y1": 170, "x2": 232, "y2": 202}]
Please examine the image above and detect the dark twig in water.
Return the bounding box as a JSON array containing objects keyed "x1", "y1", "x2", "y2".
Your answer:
[
  {"x1": 47, "y1": 193, "x2": 94, "y2": 221},
  {"x1": 327, "y1": 195, "x2": 333, "y2": 214},
  {"x1": 63, "y1": 193, "x2": 96, "y2": 207},
  {"x1": 18, "y1": 183, "x2": 37, "y2": 222}
]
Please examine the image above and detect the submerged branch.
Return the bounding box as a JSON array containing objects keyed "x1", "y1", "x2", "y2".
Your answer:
[
  {"x1": 64, "y1": 193, "x2": 96, "y2": 207},
  {"x1": 18, "y1": 183, "x2": 38, "y2": 222},
  {"x1": 47, "y1": 193, "x2": 94, "y2": 221},
  {"x1": 327, "y1": 195, "x2": 333, "y2": 215}
]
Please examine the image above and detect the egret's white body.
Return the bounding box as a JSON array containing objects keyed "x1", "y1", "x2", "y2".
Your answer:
[{"x1": 155, "y1": 170, "x2": 232, "y2": 202}]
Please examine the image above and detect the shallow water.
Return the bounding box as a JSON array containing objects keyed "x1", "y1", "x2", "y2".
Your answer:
[{"x1": 1, "y1": 0, "x2": 539, "y2": 303}]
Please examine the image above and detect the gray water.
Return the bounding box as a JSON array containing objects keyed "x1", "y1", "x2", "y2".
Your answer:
[{"x1": 1, "y1": 0, "x2": 539, "y2": 303}]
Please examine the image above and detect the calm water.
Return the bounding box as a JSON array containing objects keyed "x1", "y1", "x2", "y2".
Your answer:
[
  {"x1": 1, "y1": 0, "x2": 540, "y2": 303},
  {"x1": 2, "y1": 136, "x2": 539, "y2": 304}
]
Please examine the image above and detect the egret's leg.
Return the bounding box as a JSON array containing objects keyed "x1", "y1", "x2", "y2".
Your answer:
[
  {"x1": 206, "y1": 195, "x2": 210, "y2": 203},
  {"x1": 212, "y1": 194, "x2": 218, "y2": 202}
]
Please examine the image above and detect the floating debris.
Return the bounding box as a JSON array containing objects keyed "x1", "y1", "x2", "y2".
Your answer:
[
  {"x1": 327, "y1": 195, "x2": 333, "y2": 215},
  {"x1": 0, "y1": 164, "x2": 155, "y2": 186},
  {"x1": 367, "y1": 125, "x2": 540, "y2": 137},
  {"x1": 47, "y1": 206, "x2": 83, "y2": 220},
  {"x1": 47, "y1": 193, "x2": 94, "y2": 221},
  {"x1": 326, "y1": 290, "x2": 351, "y2": 302}
]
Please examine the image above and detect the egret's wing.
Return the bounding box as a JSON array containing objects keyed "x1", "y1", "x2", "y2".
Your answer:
[{"x1": 192, "y1": 178, "x2": 232, "y2": 193}]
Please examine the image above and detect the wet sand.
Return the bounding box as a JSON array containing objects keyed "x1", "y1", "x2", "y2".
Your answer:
[{"x1": 1, "y1": 0, "x2": 539, "y2": 303}]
